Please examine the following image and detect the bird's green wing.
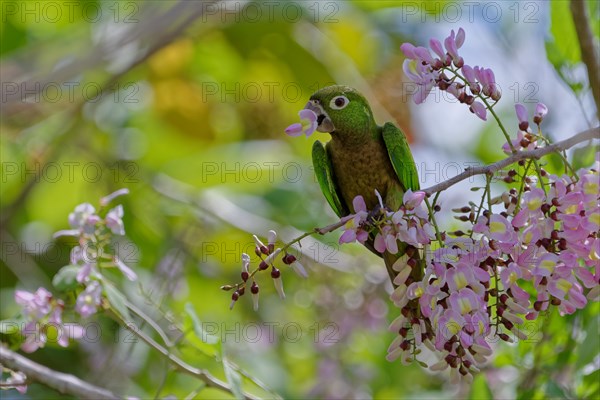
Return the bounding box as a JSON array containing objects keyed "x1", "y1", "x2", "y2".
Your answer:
[
  {"x1": 382, "y1": 122, "x2": 420, "y2": 191},
  {"x1": 312, "y1": 140, "x2": 348, "y2": 218}
]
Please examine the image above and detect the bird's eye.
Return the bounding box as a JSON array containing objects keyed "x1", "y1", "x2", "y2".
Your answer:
[{"x1": 330, "y1": 95, "x2": 349, "y2": 110}]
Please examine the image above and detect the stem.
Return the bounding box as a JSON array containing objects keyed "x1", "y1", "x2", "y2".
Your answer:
[
  {"x1": 424, "y1": 197, "x2": 444, "y2": 247},
  {"x1": 109, "y1": 312, "x2": 260, "y2": 400},
  {"x1": 514, "y1": 159, "x2": 534, "y2": 213},
  {"x1": 481, "y1": 96, "x2": 514, "y2": 151}
]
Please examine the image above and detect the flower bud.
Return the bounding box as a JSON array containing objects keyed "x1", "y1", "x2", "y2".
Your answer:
[{"x1": 267, "y1": 230, "x2": 277, "y2": 253}]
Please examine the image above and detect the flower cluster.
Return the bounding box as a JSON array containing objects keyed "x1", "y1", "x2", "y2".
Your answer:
[
  {"x1": 223, "y1": 230, "x2": 307, "y2": 311},
  {"x1": 12, "y1": 189, "x2": 135, "y2": 355},
  {"x1": 384, "y1": 157, "x2": 599, "y2": 381},
  {"x1": 339, "y1": 190, "x2": 435, "y2": 252},
  {"x1": 13, "y1": 288, "x2": 84, "y2": 353},
  {"x1": 401, "y1": 28, "x2": 500, "y2": 120},
  {"x1": 502, "y1": 103, "x2": 548, "y2": 154}
]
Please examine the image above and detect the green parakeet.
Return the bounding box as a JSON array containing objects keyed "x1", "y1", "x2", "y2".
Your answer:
[{"x1": 306, "y1": 85, "x2": 421, "y2": 282}]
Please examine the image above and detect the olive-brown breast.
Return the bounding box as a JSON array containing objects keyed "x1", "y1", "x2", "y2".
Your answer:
[{"x1": 327, "y1": 133, "x2": 402, "y2": 213}]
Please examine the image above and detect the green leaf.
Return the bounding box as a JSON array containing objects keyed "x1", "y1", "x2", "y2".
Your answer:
[
  {"x1": 572, "y1": 144, "x2": 599, "y2": 170},
  {"x1": 184, "y1": 302, "x2": 219, "y2": 345},
  {"x1": 102, "y1": 281, "x2": 132, "y2": 322},
  {"x1": 52, "y1": 265, "x2": 80, "y2": 291},
  {"x1": 469, "y1": 373, "x2": 493, "y2": 400},
  {"x1": 547, "y1": 1, "x2": 580, "y2": 65},
  {"x1": 223, "y1": 357, "x2": 244, "y2": 400},
  {"x1": 544, "y1": 1, "x2": 587, "y2": 96}
]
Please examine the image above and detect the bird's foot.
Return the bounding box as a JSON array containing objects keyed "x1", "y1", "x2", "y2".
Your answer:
[{"x1": 366, "y1": 204, "x2": 392, "y2": 225}]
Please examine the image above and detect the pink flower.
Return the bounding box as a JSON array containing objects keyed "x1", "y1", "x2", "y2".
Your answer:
[
  {"x1": 339, "y1": 196, "x2": 369, "y2": 245},
  {"x1": 76, "y1": 281, "x2": 103, "y2": 318},
  {"x1": 105, "y1": 205, "x2": 125, "y2": 235},
  {"x1": 448, "y1": 288, "x2": 483, "y2": 316},
  {"x1": 15, "y1": 288, "x2": 52, "y2": 320},
  {"x1": 533, "y1": 103, "x2": 548, "y2": 125},
  {"x1": 402, "y1": 59, "x2": 437, "y2": 104},
  {"x1": 403, "y1": 189, "x2": 426, "y2": 210},
  {"x1": 444, "y1": 28, "x2": 465, "y2": 66},
  {"x1": 68, "y1": 203, "x2": 101, "y2": 234},
  {"x1": 514, "y1": 103, "x2": 529, "y2": 131},
  {"x1": 469, "y1": 101, "x2": 487, "y2": 121},
  {"x1": 285, "y1": 109, "x2": 318, "y2": 137}
]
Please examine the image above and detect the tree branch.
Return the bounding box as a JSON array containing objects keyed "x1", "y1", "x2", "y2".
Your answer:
[
  {"x1": 570, "y1": 0, "x2": 600, "y2": 114},
  {"x1": 120, "y1": 322, "x2": 261, "y2": 400},
  {"x1": 423, "y1": 127, "x2": 599, "y2": 195},
  {"x1": 0, "y1": 345, "x2": 121, "y2": 399}
]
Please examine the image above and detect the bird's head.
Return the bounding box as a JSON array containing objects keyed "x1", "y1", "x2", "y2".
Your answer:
[{"x1": 304, "y1": 85, "x2": 375, "y2": 136}]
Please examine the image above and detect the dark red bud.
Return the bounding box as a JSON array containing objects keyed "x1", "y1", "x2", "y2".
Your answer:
[
  {"x1": 499, "y1": 333, "x2": 511, "y2": 342},
  {"x1": 250, "y1": 282, "x2": 259, "y2": 294},
  {"x1": 502, "y1": 319, "x2": 514, "y2": 330},
  {"x1": 282, "y1": 254, "x2": 296, "y2": 265},
  {"x1": 533, "y1": 301, "x2": 543, "y2": 311},
  {"x1": 271, "y1": 267, "x2": 281, "y2": 279},
  {"x1": 231, "y1": 291, "x2": 239, "y2": 301},
  {"x1": 259, "y1": 261, "x2": 268, "y2": 270},
  {"x1": 445, "y1": 354, "x2": 458, "y2": 368},
  {"x1": 260, "y1": 245, "x2": 269, "y2": 255},
  {"x1": 550, "y1": 297, "x2": 561, "y2": 306},
  {"x1": 238, "y1": 287, "x2": 245, "y2": 296},
  {"x1": 400, "y1": 340, "x2": 411, "y2": 351},
  {"x1": 407, "y1": 258, "x2": 417, "y2": 268},
  {"x1": 241, "y1": 271, "x2": 249, "y2": 281},
  {"x1": 558, "y1": 238, "x2": 567, "y2": 251}
]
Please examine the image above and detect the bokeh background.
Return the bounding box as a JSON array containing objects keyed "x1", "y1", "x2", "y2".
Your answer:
[{"x1": 1, "y1": 1, "x2": 598, "y2": 399}]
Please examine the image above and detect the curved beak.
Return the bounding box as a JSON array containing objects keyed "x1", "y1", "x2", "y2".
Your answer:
[{"x1": 304, "y1": 100, "x2": 335, "y2": 133}]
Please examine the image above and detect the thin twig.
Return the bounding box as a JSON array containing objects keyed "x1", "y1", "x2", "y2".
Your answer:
[
  {"x1": 0, "y1": 346, "x2": 121, "y2": 399},
  {"x1": 422, "y1": 127, "x2": 599, "y2": 195},
  {"x1": 114, "y1": 314, "x2": 260, "y2": 400}
]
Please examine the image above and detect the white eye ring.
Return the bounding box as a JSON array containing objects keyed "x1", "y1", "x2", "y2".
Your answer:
[{"x1": 330, "y1": 95, "x2": 349, "y2": 110}]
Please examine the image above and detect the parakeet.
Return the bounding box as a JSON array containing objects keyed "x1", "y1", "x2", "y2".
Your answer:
[{"x1": 307, "y1": 85, "x2": 421, "y2": 282}]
